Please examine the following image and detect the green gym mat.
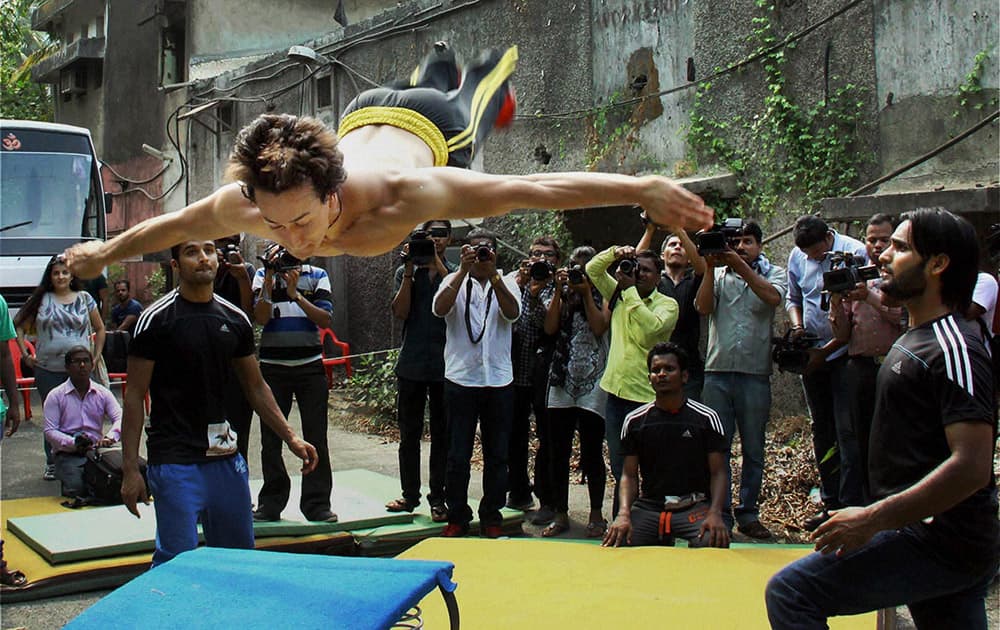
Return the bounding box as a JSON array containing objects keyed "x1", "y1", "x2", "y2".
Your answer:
[
  {"x1": 339, "y1": 468, "x2": 526, "y2": 557},
  {"x1": 8, "y1": 470, "x2": 413, "y2": 564}
]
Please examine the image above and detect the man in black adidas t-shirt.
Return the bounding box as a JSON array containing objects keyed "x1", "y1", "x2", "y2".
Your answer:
[
  {"x1": 602, "y1": 342, "x2": 730, "y2": 548},
  {"x1": 767, "y1": 208, "x2": 999, "y2": 629},
  {"x1": 120, "y1": 240, "x2": 318, "y2": 567}
]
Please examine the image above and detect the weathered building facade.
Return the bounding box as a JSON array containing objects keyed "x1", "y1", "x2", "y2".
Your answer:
[{"x1": 33, "y1": 0, "x2": 998, "y2": 375}]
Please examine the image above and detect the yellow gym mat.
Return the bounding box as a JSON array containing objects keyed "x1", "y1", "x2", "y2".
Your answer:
[{"x1": 399, "y1": 538, "x2": 877, "y2": 629}]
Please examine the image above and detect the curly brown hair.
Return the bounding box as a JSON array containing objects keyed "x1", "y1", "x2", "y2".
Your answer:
[{"x1": 225, "y1": 114, "x2": 347, "y2": 203}]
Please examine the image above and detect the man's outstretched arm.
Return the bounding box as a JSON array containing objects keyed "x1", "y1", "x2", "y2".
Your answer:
[
  {"x1": 65, "y1": 184, "x2": 259, "y2": 279},
  {"x1": 386, "y1": 168, "x2": 714, "y2": 233}
]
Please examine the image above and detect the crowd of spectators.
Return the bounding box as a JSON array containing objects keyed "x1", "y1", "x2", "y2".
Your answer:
[{"x1": 387, "y1": 210, "x2": 999, "y2": 548}]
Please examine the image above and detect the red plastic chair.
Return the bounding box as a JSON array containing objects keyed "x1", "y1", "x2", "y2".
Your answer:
[
  {"x1": 7, "y1": 338, "x2": 36, "y2": 419},
  {"x1": 319, "y1": 327, "x2": 352, "y2": 387}
]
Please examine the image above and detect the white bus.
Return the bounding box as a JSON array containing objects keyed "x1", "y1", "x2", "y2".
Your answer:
[{"x1": 0, "y1": 120, "x2": 111, "y2": 310}]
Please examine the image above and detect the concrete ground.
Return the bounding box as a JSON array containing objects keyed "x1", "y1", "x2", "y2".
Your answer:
[{"x1": 0, "y1": 390, "x2": 612, "y2": 629}]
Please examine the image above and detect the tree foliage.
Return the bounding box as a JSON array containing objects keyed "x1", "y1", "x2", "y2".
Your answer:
[{"x1": 0, "y1": 0, "x2": 54, "y2": 121}]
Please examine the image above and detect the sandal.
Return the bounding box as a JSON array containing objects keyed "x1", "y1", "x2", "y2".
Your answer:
[
  {"x1": 430, "y1": 503, "x2": 448, "y2": 523},
  {"x1": 385, "y1": 497, "x2": 419, "y2": 513},
  {"x1": 586, "y1": 520, "x2": 608, "y2": 538},
  {"x1": 1, "y1": 569, "x2": 27, "y2": 587},
  {"x1": 541, "y1": 519, "x2": 569, "y2": 538}
]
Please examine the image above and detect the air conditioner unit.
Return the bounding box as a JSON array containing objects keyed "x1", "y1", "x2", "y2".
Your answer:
[{"x1": 60, "y1": 69, "x2": 87, "y2": 96}]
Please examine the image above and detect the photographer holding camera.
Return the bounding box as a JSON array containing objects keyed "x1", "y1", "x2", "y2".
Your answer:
[
  {"x1": 786, "y1": 216, "x2": 868, "y2": 530},
  {"x1": 251, "y1": 242, "x2": 337, "y2": 523},
  {"x1": 539, "y1": 246, "x2": 611, "y2": 537},
  {"x1": 828, "y1": 214, "x2": 904, "y2": 503},
  {"x1": 694, "y1": 219, "x2": 787, "y2": 539},
  {"x1": 385, "y1": 220, "x2": 456, "y2": 521},
  {"x1": 638, "y1": 215, "x2": 707, "y2": 400},
  {"x1": 432, "y1": 228, "x2": 521, "y2": 538},
  {"x1": 43, "y1": 346, "x2": 122, "y2": 499},
  {"x1": 505, "y1": 236, "x2": 560, "y2": 521},
  {"x1": 586, "y1": 243, "x2": 677, "y2": 518},
  {"x1": 212, "y1": 235, "x2": 256, "y2": 463}
]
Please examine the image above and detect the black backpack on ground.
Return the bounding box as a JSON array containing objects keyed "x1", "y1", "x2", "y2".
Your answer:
[{"x1": 83, "y1": 447, "x2": 148, "y2": 505}]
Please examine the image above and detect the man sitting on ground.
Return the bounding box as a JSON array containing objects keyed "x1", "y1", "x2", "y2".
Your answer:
[
  {"x1": 43, "y1": 346, "x2": 122, "y2": 498},
  {"x1": 602, "y1": 342, "x2": 730, "y2": 549}
]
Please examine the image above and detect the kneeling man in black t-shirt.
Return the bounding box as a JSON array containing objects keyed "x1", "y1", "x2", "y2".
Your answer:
[
  {"x1": 767, "y1": 208, "x2": 998, "y2": 629},
  {"x1": 119, "y1": 240, "x2": 318, "y2": 567},
  {"x1": 602, "y1": 342, "x2": 730, "y2": 549}
]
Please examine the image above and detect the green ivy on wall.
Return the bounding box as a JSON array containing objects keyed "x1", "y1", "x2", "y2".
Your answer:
[
  {"x1": 954, "y1": 48, "x2": 997, "y2": 116},
  {"x1": 687, "y1": 0, "x2": 868, "y2": 217}
]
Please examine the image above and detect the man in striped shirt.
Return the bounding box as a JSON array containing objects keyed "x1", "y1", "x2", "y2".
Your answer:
[
  {"x1": 767, "y1": 208, "x2": 998, "y2": 629},
  {"x1": 251, "y1": 244, "x2": 337, "y2": 523},
  {"x1": 602, "y1": 342, "x2": 730, "y2": 549}
]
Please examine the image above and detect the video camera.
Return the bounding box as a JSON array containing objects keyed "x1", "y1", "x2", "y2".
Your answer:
[
  {"x1": 258, "y1": 245, "x2": 302, "y2": 273},
  {"x1": 696, "y1": 218, "x2": 746, "y2": 256},
  {"x1": 402, "y1": 230, "x2": 436, "y2": 266},
  {"x1": 771, "y1": 330, "x2": 822, "y2": 374},
  {"x1": 822, "y1": 252, "x2": 878, "y2": 294},
  {"x1": 986, "y1": 223, "x2": 1000, "y2": 260}
]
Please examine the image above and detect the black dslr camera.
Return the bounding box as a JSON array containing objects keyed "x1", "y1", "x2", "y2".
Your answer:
[
  {"x1": 220, "y1": 243, "x2": 240, "y2": 263},
  {"x1": 258, "y1": 246, "x2": 302, "y2": 273},
  {"x1": 617, "y1": 257, "x2": 639, "y2": 277},
  {"x1": 73, "y1": 431, "x2": 93, "y2": 454},
  {"x1": 771, "y1": 330, "x2": 822, "y2": 374},
  {"x1": 567, "y1": 264, "x2": 586, "y2": 285},
  {"x1": 696, "y1": 218, "x2": 746, "y2": 256},
  {"x1": 530, "y1": 260, "x2": 555, "y2": 281},
  {"x1": 822, "y1": 252, "x2": 878, "y2": 294},
  {"x1": 475, "y1": 244, "x2": 494, "y2": 262}
]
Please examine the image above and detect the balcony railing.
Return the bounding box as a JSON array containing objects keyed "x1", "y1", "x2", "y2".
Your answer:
[
  {"x1": 30, "y1": 0, "x2": 76, "y2": 31},
  {"x1": 31, "y1": 36, "x2": 105, "y2": 84}
]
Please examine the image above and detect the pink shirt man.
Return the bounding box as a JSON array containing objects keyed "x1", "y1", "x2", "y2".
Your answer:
[{"x1": 43, "y1": 379, "x2": 122, "y2": 453}]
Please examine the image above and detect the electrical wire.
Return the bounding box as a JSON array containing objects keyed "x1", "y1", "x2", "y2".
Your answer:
[{"x1": 518, "y1": 0, "x2": 867, "y2": 121}]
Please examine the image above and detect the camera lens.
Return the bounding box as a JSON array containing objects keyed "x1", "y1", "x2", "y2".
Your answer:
[
  {"x1": 530, "y1": 260, "x2": 552, "y2": 281},
  {"x1": 476, "y1": 245, "x2": 492, "y2": 261},
  {"x1": 568, "y1": 267, "x2": 584, "y2": 284},
  {"x1": 618, "y1": 259, "x2": 637, "y2": 275}
]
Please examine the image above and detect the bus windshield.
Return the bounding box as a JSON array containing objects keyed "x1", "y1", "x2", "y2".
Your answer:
[{"x1": 0, "y1": 150, "x2": 100, "y2": 239}]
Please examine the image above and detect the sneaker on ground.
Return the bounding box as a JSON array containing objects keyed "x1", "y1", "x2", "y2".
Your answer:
[
  {"x1": 440, "y1": 523, "x2": 468, "y2": 538},
  {"x1": 42, "y1": 465, "x2": 56, "y2": 481},
  {"x1": 803, "y1": 510, "x2": 831, "y2": 532},
  {"x1": 737, "y1": 519, "x2": 774, "y2": 540},
  {"x1": 480, "y1": 525, "x2": 504, "y2": 539},
  {"x1": 252, "y1": 509, "x2": 280, "y2": 522},
  {"x1": 307, "y1": 510, "x2": 339, "y2": 523}
]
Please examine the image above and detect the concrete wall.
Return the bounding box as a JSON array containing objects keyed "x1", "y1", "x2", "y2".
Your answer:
[
  {"x1": 188, "y1": 0, "x2": 335, "y2": 76},
  {"x1": 589, "y1": 0, "x2": 696, "y2": 173},
  {"x1": 101, "y1": 0, "x2": 163, "y2": 162},
  {"x1": 48, "y1": 0, "x2": 107, "y2": 151},
  {"x1": 873, "y1": 0, "x2": 999, "y2": 192},
  {"x1": 177, "y1": 0, "x2": 994, "y2": 396}
]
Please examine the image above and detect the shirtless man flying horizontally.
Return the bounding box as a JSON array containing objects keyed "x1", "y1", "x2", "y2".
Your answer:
[{"x1": 65, "y1": 44, "x2": 712, "y2": 277}]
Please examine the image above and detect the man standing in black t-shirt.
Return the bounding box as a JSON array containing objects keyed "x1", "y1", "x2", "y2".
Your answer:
[
  {"x1": 602, "y1": 342, "x2": 730, "y2": 549},
  {"x1": 120, "y1": 239, "x2": 317, "y2": 567},
  {"x1": 212, "y1": 234, "x2": 256, "y2": 464},
  {"x1": 767, "y1": 208, "x2": 999, "y2": 629},
  {"x1": 385, "y1": 220, "x2": 456, "y2": 521}
]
